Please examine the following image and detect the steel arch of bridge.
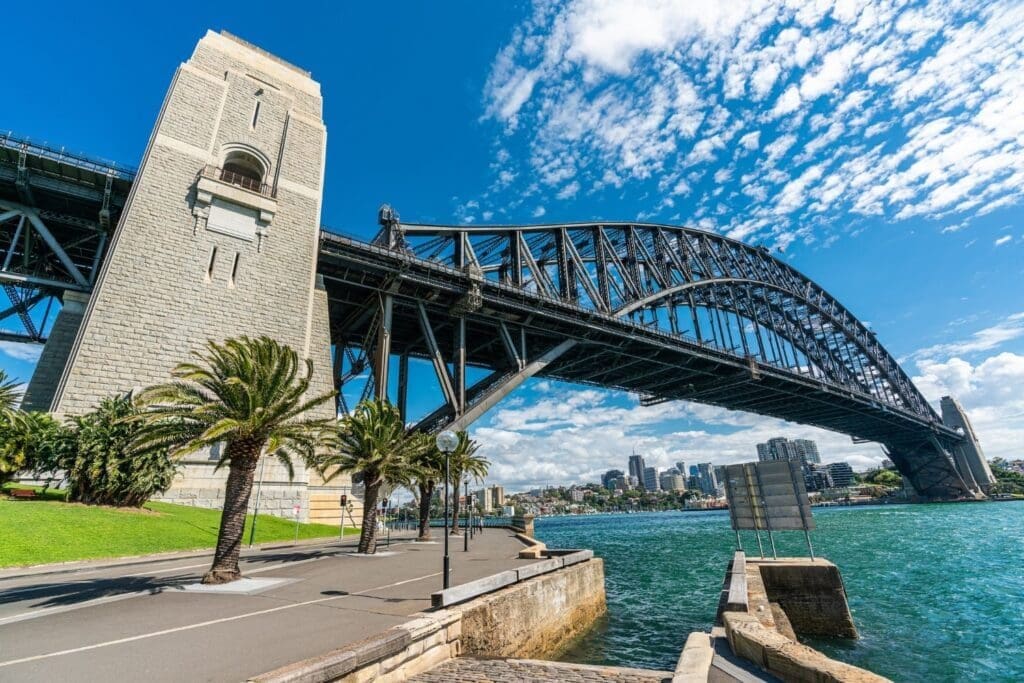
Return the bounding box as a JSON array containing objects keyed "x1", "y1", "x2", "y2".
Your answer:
[{"x1": 318, "y1": 211, "x2": 975, "y2": 501}]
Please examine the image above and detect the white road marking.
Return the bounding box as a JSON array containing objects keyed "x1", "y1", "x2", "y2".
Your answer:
[
  {"x1": 0, "y1": 571, "x2": 442, "y2": 668},
  {"x1": 0, "y1": 556, "x2": 327, "y2": 626},
  {"x1": 0, "y1": 590, "x2": 158, "y2": 627}
]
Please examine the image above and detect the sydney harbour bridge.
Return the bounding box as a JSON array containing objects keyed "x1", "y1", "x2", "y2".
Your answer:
[
  {"x1": 0, "y1": 131, "x2": 989, "y2": 502},
  {"x1": 0, "y1": 32, "x2": 993, "y2": 504}
]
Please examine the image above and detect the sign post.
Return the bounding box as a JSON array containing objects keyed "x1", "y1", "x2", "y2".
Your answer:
[
  {"x1": 293, "y1": 503, "x2": 301, "y2": 543},
  {"x1": 339, "y1": 493, "x2": 348, "y2": 539},
  {"x1": 724, "y1": 460, "x2": 815, "y2": 559}
]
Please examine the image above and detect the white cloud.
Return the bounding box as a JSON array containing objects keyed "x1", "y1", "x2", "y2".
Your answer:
[
  {"x1": 994, "y1": 234, "x2": 1012, "y2": 246},
  {"x1": 473, "y1": 382, "x2": 883, "y2": 490},
  {"x1": 532, "y1": 205, "x2": 547, "y2": 218},
  {"x1": 481, "y1": 0, "x2": 1024, "y2": 242},
  {"x1": 912, "y1": 352, "x2": 1024, "y2": 461},
  {"x1": 771, "y1": 84, "x2": 802, "y2": 117},
  {"x1": 738, "y1": 130, "x2": 761, "y2": 150},
  {"x1": 0, "y1": 341, "x2": 43, "y2": 363},
  {"x1": 911, "y1": 312, "x2": 1024, "y2": 362}
]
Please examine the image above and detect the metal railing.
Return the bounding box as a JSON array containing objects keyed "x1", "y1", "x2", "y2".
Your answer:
[
  {"x1": 0, "y1": 131, "x2": 137, "y2": 180},
  {"x1": 201, "y1": 164, "x2": 273, "y2": 197}
]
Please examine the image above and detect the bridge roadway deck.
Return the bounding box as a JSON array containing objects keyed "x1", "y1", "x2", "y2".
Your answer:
[{"x1": 0, "y1": 529, "x2": 533, "y2": 682}]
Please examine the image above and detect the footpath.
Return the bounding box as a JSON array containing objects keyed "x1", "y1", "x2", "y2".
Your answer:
[{"x1": 0, "y1": 530, "x2": 533, "y2": 682}]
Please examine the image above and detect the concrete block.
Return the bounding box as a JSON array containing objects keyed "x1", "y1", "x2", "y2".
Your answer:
[
  {"x1": 515, "y1": 558, "x2": 562, "y2": 581},
  {"x1": 673, "y1": 631, "x2": 714, "y2": 683},
  {"x1": 560, "y1": 549, "x2": 594, "y2": 567},
  {"x1": 349, "y1": 628, "x2": 412, "y2": 668},
  {"x1": 430, "y1": 570, "x2": 518, "y2": 608}
]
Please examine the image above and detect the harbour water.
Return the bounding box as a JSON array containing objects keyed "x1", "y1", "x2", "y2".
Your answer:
[{"x1": 536, "y1": 501, "x2": 1024, "y2": 682}]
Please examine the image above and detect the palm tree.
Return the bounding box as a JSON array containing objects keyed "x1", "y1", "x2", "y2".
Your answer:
[
  {"x1": 410, "y1": 445, "x2": 447, "y2": 541},
  {"x1": 321, "y1": 399, "x2": 429, "y2": 554},
  {"x1": 447, "y1": 432, "x2": 488, "y2": 535},
  {"x1": 0, "y1": 369, "x2": 22, "y2": 412},
  {"x1": 132, "y1": 336, "x2": 336, "y2": 584}
]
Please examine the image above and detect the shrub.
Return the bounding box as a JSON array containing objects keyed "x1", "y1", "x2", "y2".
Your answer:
[
  {"x1": 63, "y1": 395, "x2": 178, "y2": 507},
  {"x1": 0, "y1": 411, "x2": 67, "y2": 486}
]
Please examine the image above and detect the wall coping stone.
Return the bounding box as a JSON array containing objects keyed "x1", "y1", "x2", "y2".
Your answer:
[
  {"x1": 431, "y1": 570, "x2": 518, "y2": 608},
  {"x1": 673, "y1": 631, "x2": 714, "y2": 683}
]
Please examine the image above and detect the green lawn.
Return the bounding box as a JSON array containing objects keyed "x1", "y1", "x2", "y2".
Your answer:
[{"x1": 0, "y1": 484, "x2": 355, "y2": 568}]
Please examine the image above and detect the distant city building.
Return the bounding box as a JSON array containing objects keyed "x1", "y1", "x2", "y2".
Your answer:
[
  {"x1": 570, "y1": 488, "x2": 585, "y2": 502},
  {"x1": 628, "y1": 454, "x2": 647, "y2": 487},
  {"x1": 643, "y1": 466, "x2": 661, "y2": 492},
  {"x1": 626, "y1": 475, "x2": 639, "y2": 489},
  {"x1": 880, "y1": 458, "x2": 894, "y2": 469},
  {"x1": 804, "y1": 464, "x2": 833, "y2": 492},
  {"x1": 757, "y1": 437, "x2": 821, "y2": 468},
  {"x1": 792, "y1": 439, "x2": 821, "y2": 465},
  {"x1": 697, "y1": 463, "x2": 719, "y2": 496},
  {"x1": 660, "y1": 471, "x2": 686, "y2": 492},
  {"x1": 675, "y1": 461, "x2": 686, "y2": 476},
  {"x1": 826, "y1": 462, "x2": 855, "y2": 488},
  {"x1": 602, "y1": 469, "x2": 625, "y2": 490}
]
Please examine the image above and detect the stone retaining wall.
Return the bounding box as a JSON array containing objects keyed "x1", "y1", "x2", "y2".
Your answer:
[{"x1": 250, "y1": 551, "x2": 607, "y2": 682}]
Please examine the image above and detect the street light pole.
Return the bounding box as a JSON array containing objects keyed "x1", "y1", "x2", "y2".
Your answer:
[
  {"x1": 464, "y1": 481, "x2": 470, "y2": 552},
  {"x1": 436, "y1": 430, "x2": 459, "y2": 590}
]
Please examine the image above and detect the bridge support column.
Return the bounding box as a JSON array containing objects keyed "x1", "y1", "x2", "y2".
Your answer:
[
  {"x1": 941, "y1": 396, "x2": 995, "y2": 493},
  {"x1": 45, "y1": 31, "x2": 336, "y2": 522},
  {"x1": 21, "y1": 290, "x2": 89, "y2": 412}
]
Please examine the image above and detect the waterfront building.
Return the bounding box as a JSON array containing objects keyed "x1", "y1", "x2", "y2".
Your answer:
[
  {"x1": 792, "y1": 439, "x2": 821, "y2": 464},
  {"x1": 628, "y1": 453, "x2": 647, "y2": 486},
  {"x1": 826, "y1": 462, "x2": 855, "y2": 488},
  {"x1": 675, "y1": 461, "x2": 686, "y2": 476},
  {"x1": 660, "y1": 471, "x2": 686, "y2": 492},
  {"x1": 643, "y1": 466, "x2": 661, "y2": 492},
  {"x1": 570, "y1": 488, "x2": 586, "y2": 502},
  {"x1": 697, "y1": 463, "x2": 719, "y2": 496},
  {"x1": 804, "y1": 464, "x2": 834, "y2": 491}
]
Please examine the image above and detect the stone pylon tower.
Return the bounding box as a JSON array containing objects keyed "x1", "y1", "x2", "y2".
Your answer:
[
  {"x1": 31, "y1": 31, "x2": 356, "y2": 523},
  {"x1": 941, "y1": 395, "x2": 995, "y2": 493}
]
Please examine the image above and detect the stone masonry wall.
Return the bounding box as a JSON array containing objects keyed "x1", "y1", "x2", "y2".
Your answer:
[
  {"x1": 38, "y1": 31, "x2": 345, "y2": 522},
  {"x1": 22, "y1": 291, "x2": 88, "y2": 411},
  {"x1": 458, "y1": 557, "x2": 607, "y2": 659}
]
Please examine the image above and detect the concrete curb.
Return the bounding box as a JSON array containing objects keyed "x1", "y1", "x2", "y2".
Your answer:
[{"x1": 0, "y1": 532, "x2": 412, "y2": 581}]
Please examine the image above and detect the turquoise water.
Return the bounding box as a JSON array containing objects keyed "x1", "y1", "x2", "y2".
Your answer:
[{"x1": 535, "y1": 502, "x2": 1024, "y2": 682}]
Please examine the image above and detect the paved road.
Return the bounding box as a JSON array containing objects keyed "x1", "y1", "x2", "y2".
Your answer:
[{"x1": 0, "y1": 529, "x2": 533, "y2": 682}]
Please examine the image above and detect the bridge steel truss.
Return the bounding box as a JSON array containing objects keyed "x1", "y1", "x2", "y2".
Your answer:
[
  {"x1": 317, "y1": 215, "x2": 975, "y2": 501},
  {"x1": 0, "y1": 134, "x2": 133, "y2": 343}
]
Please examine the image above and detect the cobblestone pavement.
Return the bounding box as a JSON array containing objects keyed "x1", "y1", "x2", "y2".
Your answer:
[{"x1": 410, "y1": 657, "x2": 673, "y2": 682}]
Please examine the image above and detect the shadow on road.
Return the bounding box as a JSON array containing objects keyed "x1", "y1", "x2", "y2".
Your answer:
[{"x1": 0, "y1": 575, "x2": 191, "y2": 610}]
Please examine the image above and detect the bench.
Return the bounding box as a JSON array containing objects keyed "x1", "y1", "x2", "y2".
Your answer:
[{"x1": 9, "y1": 488, "x2": 38, "y2": 499}]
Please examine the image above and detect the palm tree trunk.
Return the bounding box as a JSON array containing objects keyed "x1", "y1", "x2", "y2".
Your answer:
[
  {"x1": 417, "y1": 482, "x2": 433, "y2": 541},
  {"x1": 203, "y1": 441, "x2": 260, "y2": 584},
  {"x1": 359, "y1": 478, "x2": 381, "y2": 554},
  {"x1": 451, "y1": 475, "x2": 461, "y2": 535}
]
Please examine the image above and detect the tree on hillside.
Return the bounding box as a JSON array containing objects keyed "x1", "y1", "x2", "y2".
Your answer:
[
  {"x1": 411, "y1": 444, "x2": 447, "y2": 541},
  {"x1": 321, "y1": 399, "x2": 429, "y2": 554},
  {"x1": 132, "y1": 336, "x2": 336, "y2": 584},
  {"x1": 447, "y1": 432, "x2": 488, "y2": 535}
]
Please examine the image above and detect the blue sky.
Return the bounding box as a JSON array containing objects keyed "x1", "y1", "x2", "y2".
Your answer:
[{"x1": 3, "y1": 0, "x2": 1022, "y2": 489}]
